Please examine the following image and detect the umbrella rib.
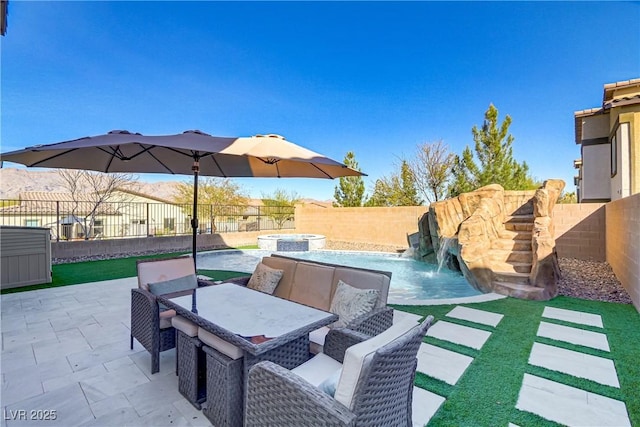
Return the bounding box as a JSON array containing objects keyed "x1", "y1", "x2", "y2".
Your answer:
[
  {"x1": 28, "y1": 148, "x2": 79, "y2": 168},
  {"x1": 310, "y1": 163, "x2": 334, "y2": 179},
  {"x1": 209, "y1": 155, "x2": 228, "y2": 178},
  {"x1": 141, "y1": 147, "x2": 179, "y2": 174}
]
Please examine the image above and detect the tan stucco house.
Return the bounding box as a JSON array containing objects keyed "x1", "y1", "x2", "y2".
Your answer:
[{"x1": 574, "y1": 78, "x2": 640, "y2": 202}]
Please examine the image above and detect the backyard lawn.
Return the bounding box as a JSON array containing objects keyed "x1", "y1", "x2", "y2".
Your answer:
[{"x1": 3, "y1": 253, "x2": 638, "y2": 426}]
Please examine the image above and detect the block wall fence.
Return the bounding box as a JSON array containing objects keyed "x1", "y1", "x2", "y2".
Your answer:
[
  {"x1": 294, "y1": 205, "x2": 429, "y2": 248},
  {"x1": 605, "y1": 193, "x2": 640, "y2": 311}
]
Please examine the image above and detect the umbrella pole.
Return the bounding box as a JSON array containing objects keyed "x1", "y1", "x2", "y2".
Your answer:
[{"x1": 191, "y1": 159, "x2": 199, "y2": 314}]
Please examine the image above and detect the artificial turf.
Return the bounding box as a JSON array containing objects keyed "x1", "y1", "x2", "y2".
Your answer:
[
  {"x1": 0, "y1": 249, "x2": 252, "y2": 294},
  {"x1": 392, "y1": 296, "x2": 640, "y2": 426}
]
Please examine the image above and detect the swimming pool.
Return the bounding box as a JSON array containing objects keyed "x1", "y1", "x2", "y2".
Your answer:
[{"x1": 196, "y1": 249, "x2": 481, "y2": 303}]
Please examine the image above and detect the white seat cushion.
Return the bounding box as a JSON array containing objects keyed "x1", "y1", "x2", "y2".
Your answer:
[
  {"x1": 334, "y1": 319, "x2": 418, "y2": 410},
  {"x1": 172, "y1": 315, "x2": 198, "y2": 337},
  {"x1": 159, "y1": 309, "x2": 176, "y2": 329},
  {"x1": 309, "y1": 326, "x2": 330, "y2": 355},
  {"x1": 291, "y1": 352, "x2": 343, "y2": 388},
  {"x1": 197, "y1": 327, "x2": 244, "y2": 360}
]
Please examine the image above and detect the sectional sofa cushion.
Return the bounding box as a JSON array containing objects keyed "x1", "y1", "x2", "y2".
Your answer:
[
  {"x1": 288, "y1": 262, "x2": 336, "y2": 311},
  {"x1": 261, "y1": 256, "x2": 298, "y2": 299}
]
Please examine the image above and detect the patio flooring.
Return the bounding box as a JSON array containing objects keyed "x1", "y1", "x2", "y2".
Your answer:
[{"x1": 1, "y1": 278, "x2": 633, "y2": 426}]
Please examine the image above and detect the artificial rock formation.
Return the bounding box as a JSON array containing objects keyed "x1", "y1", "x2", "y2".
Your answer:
[{"x1": 416, "y1": 180, "x2": 565, "y2": 300}]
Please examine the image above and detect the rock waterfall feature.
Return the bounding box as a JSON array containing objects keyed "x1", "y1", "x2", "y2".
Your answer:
[{"x1": 416, "y1": 180, "x2": 565, "y2": 300}]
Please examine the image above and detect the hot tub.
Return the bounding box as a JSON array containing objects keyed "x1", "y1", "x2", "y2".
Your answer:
[{"x1": 257, "y1": 234, "x2": 326, "y2": 251}]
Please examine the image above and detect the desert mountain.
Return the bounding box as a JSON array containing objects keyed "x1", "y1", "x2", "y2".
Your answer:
[
  {"x1": 0, "y1": 168, "x2": 182, "y2": 201},
  {"x1": 0, "y1": 168, "x2": 333, "y2": 206}
]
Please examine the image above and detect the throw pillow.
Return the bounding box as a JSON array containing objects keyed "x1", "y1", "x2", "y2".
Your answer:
[
  {"x1": 329, "y1": 280, "x2": 379, "y2": 329},
  {"x1": 318, "y1": 368, "x2": 342, "y2": 397},
  {"x1": 246, "y1": 263, "x2": 283, "y2": 294}
]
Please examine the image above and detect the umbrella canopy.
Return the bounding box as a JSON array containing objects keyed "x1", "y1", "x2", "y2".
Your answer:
[
  {"x1": 1, "y1": 130, "x2": 364, "y2": 264},
  {"x1": 0, "y1": 130, "x2": 362, "y2": 179}
]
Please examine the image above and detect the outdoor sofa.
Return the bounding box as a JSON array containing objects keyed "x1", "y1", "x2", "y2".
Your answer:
[{"x1": 228, "y1": 253, "x2": 394, "y2": 353}]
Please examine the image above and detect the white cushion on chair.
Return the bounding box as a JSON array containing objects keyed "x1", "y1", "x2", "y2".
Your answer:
[
  {"x1": 197, "y1": 327, "x2": 244, "y2": 360},
  {"x1": 309, "y1": 326, "x2": 330, "y2": 354},
  {"x1": 159, "y1": 309, "x2": 176, "y2": 329},
  {"x1": 172, "y1": 315, "x2": 198, "y2": 337},
  {"x1": 334, "y1": 319, "x2": 418, "y2": 410},
  {"x1": 291, "y1": 352, "x2": 343, "y2": 388}
]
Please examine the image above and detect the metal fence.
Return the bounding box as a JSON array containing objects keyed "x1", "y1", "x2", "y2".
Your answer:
[{"x1": 0, "y1": 199, "x2": 295, "y2": 241}]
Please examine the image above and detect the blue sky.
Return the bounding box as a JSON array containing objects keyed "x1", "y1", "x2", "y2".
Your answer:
[{"x1": 2, "y1": 1, "x2": 639, "y2": 201}]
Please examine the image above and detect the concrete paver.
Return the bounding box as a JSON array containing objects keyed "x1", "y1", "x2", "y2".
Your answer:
[
  {"x1": 528, "y1": 342, "x2": 620, "y2": 388},
  {"x1": 537, "y1": 321, "x2": 610, "y2": 351},
  {"x1": 412, "y1": 386, "x2": 445, "y2": 427},
  {"x1": 426, "y1": 320, "x2": 492, "y2": 350},
  {"x1": 416, "y1": 343, "x2": 473, "y2": 385},
  {"x1": 446, "y1": 306, "x2": 503, "y2": 327},
  {"x1": 516, "y1": 374, "x2": 630, "y2": 427},
  {"x1": 542, "y1": 307, "x2": 604, "y2": 328}
]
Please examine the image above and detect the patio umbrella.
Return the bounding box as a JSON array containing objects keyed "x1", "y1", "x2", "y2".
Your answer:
[{"x1": 0, "y1": 130, "x2": 365, "y2": 264}]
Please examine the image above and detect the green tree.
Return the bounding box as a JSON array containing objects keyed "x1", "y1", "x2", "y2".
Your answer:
[
  {"x1": 365, "y1": 160, "x2": 422, "y2": 207},
  {"x1": 334, "y1": 151, "x2": 365, "y2": 207},
  {"x1": 448, "y1": 104, "x2": 536, "y2": 197},
  {"x1": 173, "y1": 177, "x2": 248, "y2": 233},
  {"x1": 557, "y1": 191, "x2": 577, "y2": 204},
  {"x1": 262, "y1": 188, "x2": 300, "y2": 229}
]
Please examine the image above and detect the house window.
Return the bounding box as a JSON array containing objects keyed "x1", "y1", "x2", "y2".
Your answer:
[
  {"x1": 164, "y1": 218, "x2": 175, "y2": 232},
  {"x1": 93, "y1": 220, "x2": 104, "y2": 237},
  {"x1": 611, "y1": 133, "x2": 617, "y2": 177},
  {"x1": 24, "y1": 219, "x2": 39, "y2": 227}
]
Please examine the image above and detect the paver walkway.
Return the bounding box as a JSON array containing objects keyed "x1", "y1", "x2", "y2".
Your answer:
[
  {"x1": 411, "y1": 305, "x2": 632, "y2": 427},
  {"x1": 515, "y1": 307, "x2": 631, "y2": 426}
]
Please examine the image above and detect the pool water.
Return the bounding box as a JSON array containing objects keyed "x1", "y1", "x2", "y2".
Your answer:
[{"x1": 197, "y1": 249, "x2": 480, "y2": 302}]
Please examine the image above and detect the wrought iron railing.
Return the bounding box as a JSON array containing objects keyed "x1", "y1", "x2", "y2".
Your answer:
[{"x1": 0, "y1": 199, "x2": 295, "y2": 241}]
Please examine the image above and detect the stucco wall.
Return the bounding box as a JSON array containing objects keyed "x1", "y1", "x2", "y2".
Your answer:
[
  {"x1": 582, "y1": 144, "x2": 611, "y2": 201},
  {"x1": 606, "y1": 193, "x2": 640, "y2": 311},
  {"x1": 553, "y1": 203, "x2": 606, "y2": 261},
  {"x1": 294, "y1": 205, "x2": 428, "y2": 248}
]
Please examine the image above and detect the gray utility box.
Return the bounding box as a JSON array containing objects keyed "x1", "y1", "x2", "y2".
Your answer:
[{"x1": 1, "y1": 226, "x2": 52, "y2": 289}]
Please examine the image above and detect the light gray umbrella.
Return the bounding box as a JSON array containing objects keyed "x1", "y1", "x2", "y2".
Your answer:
[{"x1": 1, "y1": 130, "x2": 365, "y2": 263}]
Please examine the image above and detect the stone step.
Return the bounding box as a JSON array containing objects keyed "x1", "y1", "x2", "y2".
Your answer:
[
  {"x1": 504, "y1": 214, "x2": 535, "y2": 223},
  {"x1": 504, "y1": 222, "x2": 534, "y2": 232},
  {"x1": 488, "y1": 249, "x2": 533, "y2": 263},
  {"x1": 493, "y1": 271, "x2": 530, "y2": 285},
  {"x1": 491, "y1": 238, "x2": 532, "y2": 251},
  {"x1": 492, "y1": 281, "x2": 546, "y2": 299},
  {"x1": 493, "y1": 261, "x2": 532, "y2": 274},
  {"x1": 499, "y1": 230, "x2": 532, "y2": 241}
]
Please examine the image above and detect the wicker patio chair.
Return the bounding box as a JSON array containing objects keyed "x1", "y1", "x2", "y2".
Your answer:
[
  {"x1": 130, "y1": 256, "x2": 201, "y2": 374},
  {"x1": 244, "y1": 315, "x2": 434, "y2": 426}
]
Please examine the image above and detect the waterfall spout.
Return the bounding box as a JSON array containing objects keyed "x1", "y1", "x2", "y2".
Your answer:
[{"x1": 437, "y1": 237, "x2": 454, "y2": 273}]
